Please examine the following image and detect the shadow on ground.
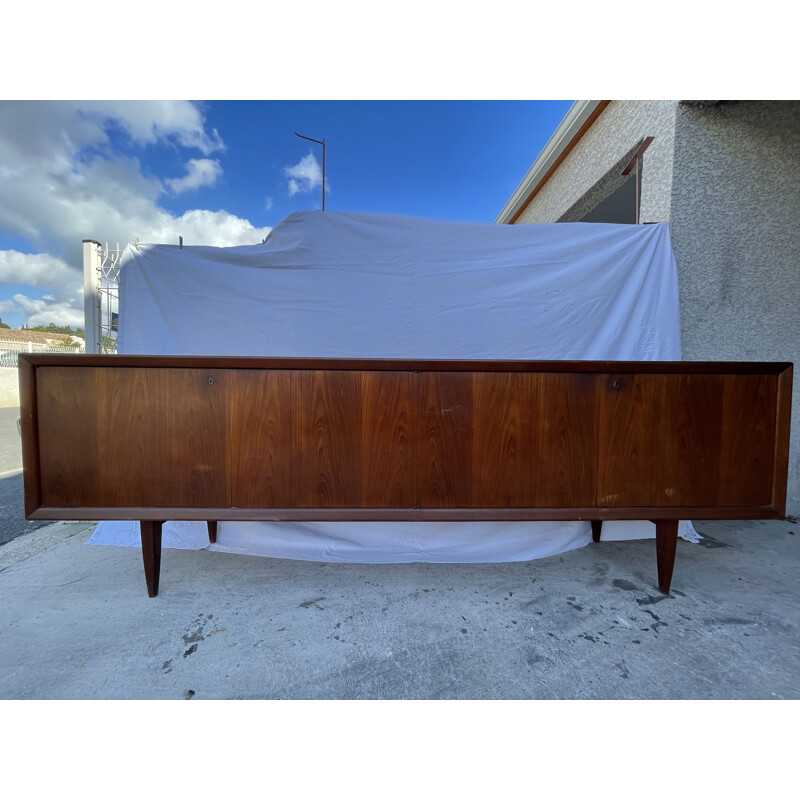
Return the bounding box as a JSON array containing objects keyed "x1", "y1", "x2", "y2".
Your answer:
[{"x1": 0, "y1": 472, "x2": 49, "y2": 546}]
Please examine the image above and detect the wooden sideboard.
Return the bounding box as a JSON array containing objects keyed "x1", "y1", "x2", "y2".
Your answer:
[{"x1": 19, "y1": 355, "x2": 792, "y2": 597}]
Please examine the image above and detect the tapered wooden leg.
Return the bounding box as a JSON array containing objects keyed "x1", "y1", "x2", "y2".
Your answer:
[
  {"x1": 655, "y1": 519, "x2": 679, "y2": 595},
  {"x1": 591, "y1": 520, "x2": 602, "y2": 543},
  {"x1": 140, "y1": 521, "x2": 164, "y2": 598},
  {"x1": 207, "y1": 520, "x2": 217, "y2": 544}
]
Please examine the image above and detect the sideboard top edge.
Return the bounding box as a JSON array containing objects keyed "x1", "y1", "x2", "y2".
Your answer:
[{"x1": 17, "y1": 354, "x2": 794, "y2": 375}]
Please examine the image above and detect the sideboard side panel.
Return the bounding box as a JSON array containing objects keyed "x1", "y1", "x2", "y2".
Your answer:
[{"x1": 771, "y1": 365, "x2": 793, "y2": 515}]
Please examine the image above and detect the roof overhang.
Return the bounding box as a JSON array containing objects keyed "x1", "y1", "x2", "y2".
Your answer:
[{"x1": 496, "y1": 100, "x2": 609, "y2": 224}]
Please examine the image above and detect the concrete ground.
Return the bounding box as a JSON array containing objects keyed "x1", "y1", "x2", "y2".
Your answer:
[{"x1": 0, "y1": 515, "x2": 797, "y2": 699}]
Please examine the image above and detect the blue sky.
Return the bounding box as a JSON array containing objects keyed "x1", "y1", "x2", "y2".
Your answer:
[{"x1": 0, "y1": 100, "x2": 572, "y2": 331}]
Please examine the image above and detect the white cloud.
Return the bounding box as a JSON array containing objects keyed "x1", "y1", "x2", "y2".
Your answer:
[
  {"x1": 166, "y1": 158, "x2": 223, "y2": 194},
  {"x1": 81, "y1": 101, "x2": 226, "y2": 155},
  {"x1": 0, "y1": 250, "x2": 84, "y2": 328},
  {"x1": 0, "y1": 250, "x2": 76, "y2": 293},
  {"x1": 141, "y1": 209, "x2": 271, "y2": 248},
  {"x1": 284, "y1": 152, "x2": 323, "y2": 196},
  {"x1": 0, "y1": 101, "x2": 271, "y2": 328},
  {"x1": 12, "y1": 293, "x2": 85, "y2": 329},
  {"x1": 0, "y1": 100, "x2": 224, "y2": 170}
]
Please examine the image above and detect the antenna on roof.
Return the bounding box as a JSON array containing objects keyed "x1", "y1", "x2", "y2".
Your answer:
[{"x1": 294, "y1": 131, "x2": 326, "y2": 211}]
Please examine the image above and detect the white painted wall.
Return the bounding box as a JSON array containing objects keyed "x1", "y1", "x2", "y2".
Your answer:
[{"x1": 0, "y1": 370, "x2": 19, "y2": 409}]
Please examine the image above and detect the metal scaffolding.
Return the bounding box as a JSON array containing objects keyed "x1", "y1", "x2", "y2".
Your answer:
[{"x1": 83, "y1": 240, "x2": 122, "y2": 354}]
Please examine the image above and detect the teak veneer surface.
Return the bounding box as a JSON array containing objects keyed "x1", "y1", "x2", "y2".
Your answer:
[{"x1": 24, "y1": 356, "x2": 790, "y2": 518}]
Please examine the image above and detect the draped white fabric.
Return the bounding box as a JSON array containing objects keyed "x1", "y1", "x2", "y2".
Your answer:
[{"x1": 88, "y1": 211, "x2": 698, "y2": 560}]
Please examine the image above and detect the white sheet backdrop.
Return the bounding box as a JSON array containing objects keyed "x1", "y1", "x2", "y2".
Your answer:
[{"x1": 88, "y1": 211, "x2": 699, "y2": 559}]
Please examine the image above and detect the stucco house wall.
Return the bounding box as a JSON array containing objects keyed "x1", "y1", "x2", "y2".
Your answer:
[
  {"x1": 514, "y1": 100, "x2": 678, "y2": 224},
  {"x1": 507, "y1": 100, "x2": 799, "y2": 515}
]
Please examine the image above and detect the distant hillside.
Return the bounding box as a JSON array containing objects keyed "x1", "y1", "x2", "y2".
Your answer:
[{"x1": 22, "y1": 324, "x2": 85, "y2": 337}]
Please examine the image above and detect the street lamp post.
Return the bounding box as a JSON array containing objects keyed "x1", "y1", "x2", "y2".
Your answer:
[{"x1": 294, "y1": 131, "x2": 326, "y2": 211}]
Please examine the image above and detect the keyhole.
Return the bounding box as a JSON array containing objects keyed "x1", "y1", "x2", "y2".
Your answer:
[
  {"x1": 208, "y1": 378, "x2": 214, "y2": 385},
  {"x1": 612, "y1": 381, "x2": 621, "y2": 389}
]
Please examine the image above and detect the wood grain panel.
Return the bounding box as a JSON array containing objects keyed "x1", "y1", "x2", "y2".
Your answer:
[
  {"x1": 534, "y1": 373, "x2": 598, "y2": 507},
  {"x1": 417, "y1": 372, "x2": 473, "y2": 507},
  {"x1": 95, "y1": 367, "x2": 158, "y2": 506},
  {"x1": 654, "y1": 374, "x2": 724, "y2": 507},
  {"x1": 167, "y1": 369, "x2": 229, "y2": 507},
  {"x1": 360, "y1": 371, "x2": 413, "y2": 507},
  {"x1": 471, "y1": 373, "x2": 534, "y2": 507},
  {"x1": 718, "y1": 374, "x2": 777, "y2": 506},
  {"x1": 96, "y1": 368, "x2": 228, "y2": 507},
  {"x1": 598, "y1": 372, "x2": 778, "y2": 509},
  {"x1": 228, "y1": 370, "x2": 294, "y2": 507},
  {"x1": 597, "y1": 373, "x2": 658, "y2": 506},
  {"x1": 37, "y1": 366, "x2": 100, "y2": 507},
  {"x1": 598, "y1": 373, "x2": 730, "y2": 507},
  {"x1": 293, "y1": 370, "x2": 363, "y2": 507}
]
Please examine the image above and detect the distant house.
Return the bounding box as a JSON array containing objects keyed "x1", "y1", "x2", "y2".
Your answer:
[
  {"x1": 498, "y1": 100, "x2": 800, "y2": 515},
  {"x1": 0, "y1": 328, "x2": 85, "y2": 362}
]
